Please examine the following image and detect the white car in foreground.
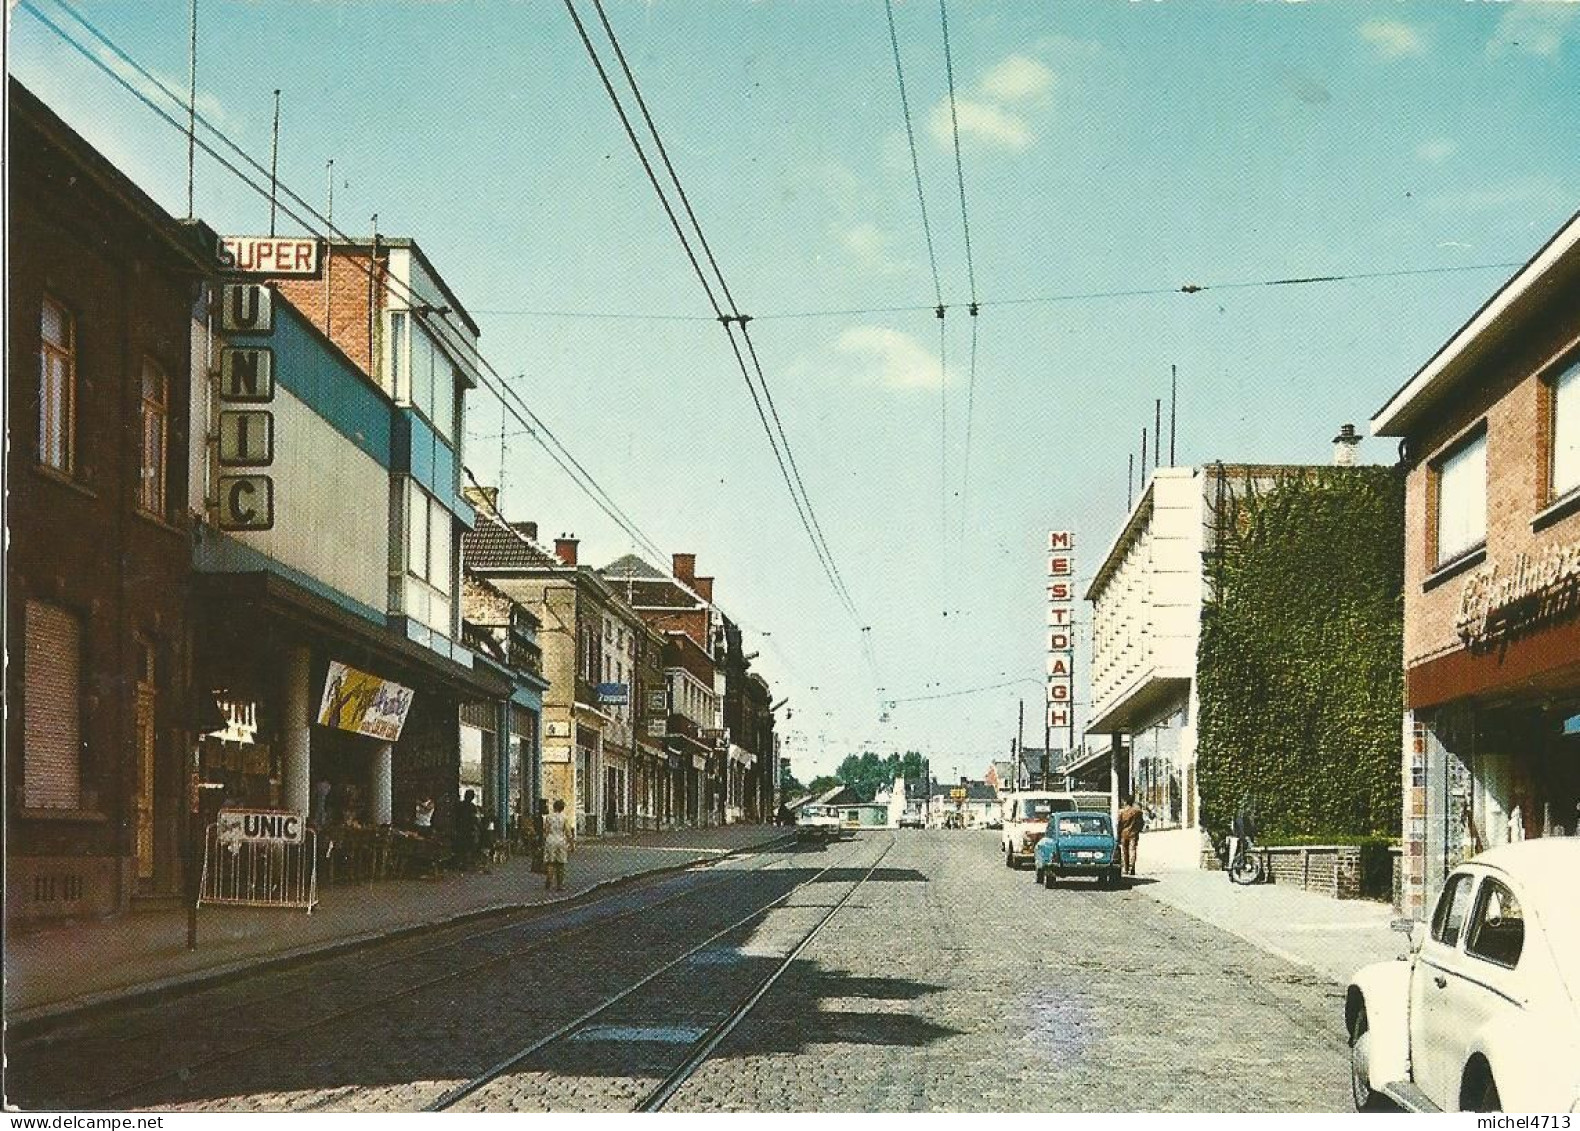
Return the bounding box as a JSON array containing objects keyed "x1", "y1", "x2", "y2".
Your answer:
[{"x1": 1345, "y1": 839, "x2": 1580, "y2": 1112}]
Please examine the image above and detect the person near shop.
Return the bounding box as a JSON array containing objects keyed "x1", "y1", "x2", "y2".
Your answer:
[
  {"x1": 414, "y1": 797, "x2": 436, "y2": 832},
  {"x1": 454, "y1": 790, "x2": 480, "y2": 871},
  {"x1": 1116, "y1": 795, "x2": 1146, "y2": 876},
  {"x1": 543, "y1": 799, "x2": 574, "y2": 892},
  {"x1": 311, "y1": 777, "x2": 332, "y2": 829}
]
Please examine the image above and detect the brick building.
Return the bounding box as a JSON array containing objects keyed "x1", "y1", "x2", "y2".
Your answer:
[
  {"x1": 7, "y1": 80, "x2": 217, "y2": 920},
  {"x1": 1372, "y1": 209, "x2": 1580, "y2": 919}
]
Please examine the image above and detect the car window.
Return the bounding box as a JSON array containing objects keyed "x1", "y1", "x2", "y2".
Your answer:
[
  {"x1": 1430, "y1": 873, "x2": 1476, "y2": 949},
  {"x1": 1465, "y1": 879, "x2": 1524, "y2": 969}
]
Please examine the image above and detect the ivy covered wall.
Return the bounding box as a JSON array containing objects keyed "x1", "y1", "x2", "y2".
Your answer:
[{"x1": 1196, "y1": 466, "x2": 1404, "y2": 841}]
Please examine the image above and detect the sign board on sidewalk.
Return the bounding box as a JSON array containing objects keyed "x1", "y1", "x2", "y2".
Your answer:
[{"x1": 217, "y1": 808, "x2": 305, "y2": 845}]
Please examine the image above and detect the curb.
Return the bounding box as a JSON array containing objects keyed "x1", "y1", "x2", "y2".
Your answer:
[{"x1": 8, "y1": 831, "x2": 798, "y2": 1038}]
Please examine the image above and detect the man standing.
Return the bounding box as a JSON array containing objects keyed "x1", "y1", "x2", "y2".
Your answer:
[{"x1": 1117, "y1": 795, "x2": 1145, "y2": 877}]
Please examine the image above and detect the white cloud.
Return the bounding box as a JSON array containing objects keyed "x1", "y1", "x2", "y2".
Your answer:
[
  {"x1": 929, "y1": 97, "x2": 1032, "y2": 151},
  {"x1": 1358, "y1": 19, "x2": 1427, "y2": 59},
  {"x1": 1415, "y1": 138, "x2": 1457, "y2": 163},
  {"x1": 839, "y1": 223, "x2": 909, "y2": 276},
  {"x1": 96, "y1": 46, "x2": 228, "y2": 127},
  {"x1": 834, "y1": 326, "x2": 942, "y2": 390},
  {"x1": 1487, "y1": 2, "x2": 1578, "y2": 59},
  {"x1": 1426, "y1": 175, "x2": 1567, "y2": 214},
  {"x1": 978, "y1": 54, "x2": 1054, "y2": 103}
]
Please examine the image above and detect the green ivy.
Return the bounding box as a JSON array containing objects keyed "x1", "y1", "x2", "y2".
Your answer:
[{"x1": 1196, "y1": 466, "x2": 1404, "y2": 841}]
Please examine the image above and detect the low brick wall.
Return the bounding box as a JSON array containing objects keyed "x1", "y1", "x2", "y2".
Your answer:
[{"x1": 1256, "y1": 845, "x2": 1361, "y2": 899}]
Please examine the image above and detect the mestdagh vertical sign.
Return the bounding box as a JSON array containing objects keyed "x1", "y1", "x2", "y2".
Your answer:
[{"x1": 1046, "y1": 531, "x2": 1075, "y2": 738}]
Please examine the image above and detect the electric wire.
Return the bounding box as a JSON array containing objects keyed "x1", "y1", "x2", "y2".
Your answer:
[
  {"x1": 25, "y1": 0, "x2": 672, "y2": 573},
  {"x1": 882, "y1": 0, "x2": 943, "y2": 311},
  {"x1": 566, "y1": 0, "x2": 861, "y2": 624}
]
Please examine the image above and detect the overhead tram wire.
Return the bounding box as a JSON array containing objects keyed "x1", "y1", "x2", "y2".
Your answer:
[
  {"x1": 566, "y1": 0, "x2": 861, "y2": 624},
  {"x1": 25, "y1": 0, "x2": 673, "y2": 572},
  {"x1": 881, "y1": 0, "x2": 950, "y2": 546},
  {"x1": 936, "y1": 0, "x2": 984, "y2": 551},
  {"x1": 586, "y1": 0, "x2": 860, "y2": 621}
]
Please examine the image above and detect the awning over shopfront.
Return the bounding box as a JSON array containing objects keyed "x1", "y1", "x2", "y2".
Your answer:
[{"x1": 194, "y1": 571, "x2": 510, "y2": 701}]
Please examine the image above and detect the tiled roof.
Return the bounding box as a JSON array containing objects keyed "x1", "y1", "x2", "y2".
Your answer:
[
  {"x1": 602, "y1": 553, "x2": 666, "y2": 580},
  {"x1": 462, "y1": 511, "x2": 559, "y2": 570}
]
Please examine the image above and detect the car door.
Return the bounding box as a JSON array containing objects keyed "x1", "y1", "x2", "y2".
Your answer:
[
  {"x1": 1437, "y1": 875, "x2": 1529, "y2": 1109},
  {"x1": 1411, "y1": 869, "x2": 1479, "y2": 1103}
]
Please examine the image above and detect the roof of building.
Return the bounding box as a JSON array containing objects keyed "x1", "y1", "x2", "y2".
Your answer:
[
  {"x1": 11, "y1": 79, "x2": 218, "y2": 277},
  {"x1": 602, "y1": 553, "x2": 668, "y2": 580},
  {"x1": 1372, "y1": 209, "x2": 1580, "y2": 438},
  {"x1": 462, "y1": 507, "x2": 560, "y2": 570},
  {"x1": 323, "y1": 236, "x2": 481, "y2": 337}
]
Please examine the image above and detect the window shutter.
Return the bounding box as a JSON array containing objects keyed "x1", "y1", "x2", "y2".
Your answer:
[{"x1": 24, "y1": 601, "x2": 82, "y2": 809}]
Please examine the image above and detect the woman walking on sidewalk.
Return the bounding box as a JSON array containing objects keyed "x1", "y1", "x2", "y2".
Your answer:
[{"x1": 543, "y1": 799, "x2": 574, "y2": 892}]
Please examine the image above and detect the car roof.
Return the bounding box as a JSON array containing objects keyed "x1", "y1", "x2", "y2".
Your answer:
[{"x1": 1466, "y1": 839, "x2": 1580, "y2": 925}]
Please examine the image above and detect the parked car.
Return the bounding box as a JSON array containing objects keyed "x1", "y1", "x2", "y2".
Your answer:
[
  {"x1": 1345, "y1": 839, "x2": 1580, "y2": 1113},
  {"x1": 1000, "y1": 790, "x2": 1110, "y2": 869},
  {"x1": 898, "y1": 813, "x2": 925, "y2": 829},
  {"x1": 1034, "y1": 811, "x2": 1121, "y2": 888},
  {"x1": 795, "y1": 804, "x2": 841, "y2": 843}
]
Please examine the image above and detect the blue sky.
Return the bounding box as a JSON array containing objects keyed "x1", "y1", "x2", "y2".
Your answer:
[{"x1": 10, "y1": 1, "x2": 1579, "y2": 780}]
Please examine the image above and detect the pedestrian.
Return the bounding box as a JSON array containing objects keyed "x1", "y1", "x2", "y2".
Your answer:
[
  {"x1": 414, "y1": 796, "x2": 436, "y2": 832},
  {"x1": 531, "y1": 797, "x2": 548, "y2": 874},
  {"x1": 455, "y1": 789, "x2": 480, "y2": 871},
  {"x1": 311, "y1": 777, "x2": 332, "y2": 829},
  {"x1": 543, "y1": 798, "x2": 574, "y2": 892},
  {"x1": 1117, "y1": 794, "x2": 1145, "y2": 876}
]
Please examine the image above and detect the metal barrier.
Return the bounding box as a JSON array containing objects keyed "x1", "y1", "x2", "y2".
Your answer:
[{"x1": 197, "y1": 822, "x2": 319, "y2": 913}]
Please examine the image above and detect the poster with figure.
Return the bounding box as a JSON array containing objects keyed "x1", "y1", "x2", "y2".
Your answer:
[{"x1": 317, "y1": 661, "x2": 414, "y2": 742}]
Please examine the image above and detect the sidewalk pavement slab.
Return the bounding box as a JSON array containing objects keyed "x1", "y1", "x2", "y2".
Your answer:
[
  {"x1": 1137, "y1": 867, "x2": 1405, "y2": 985},
  {"x1": 4, "y1": 824, "x2": 792, "y2": 1030}
]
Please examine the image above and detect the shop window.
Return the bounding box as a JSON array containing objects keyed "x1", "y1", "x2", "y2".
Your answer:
[
  {"x1": 1551, "y1": 359, "x2": 1580, "y2": 501},
  {"x1": 23, "y1": 600, "x2": 83, "y2": 810},
  {"x1": 1430, "y1": 872, "x2": 1476, "y2": 949},
  {"x1": 39, "y1": 295, "x2": 76, "y2": 474},
  {"x1": 139, "y1": 357, "x2": 169, "y2": 516},
  {"x1": 1465, "y1": 879, "x2": 1524, "y2": 968},
  {"x1": 1432, "y1": 428, "x2": 1487, "y2": 567}
]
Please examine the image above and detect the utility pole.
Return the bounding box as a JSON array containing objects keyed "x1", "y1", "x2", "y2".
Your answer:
[{"x1": 1016, "y1": 699, "x2": 1025, "y2": 775}]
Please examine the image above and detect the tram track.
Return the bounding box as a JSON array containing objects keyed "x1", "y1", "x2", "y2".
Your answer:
[
  {"x1": 6, "y1": 836, "x2": 822, "y2": 1111},
  {"x1": 428, "y1": 833, "x2": 896, "y2": 1114}
]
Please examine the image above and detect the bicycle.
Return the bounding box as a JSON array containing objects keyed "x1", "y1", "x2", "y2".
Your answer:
[{"x1": 1221, "y1": 832, "x2": 1266, "y2": 885}]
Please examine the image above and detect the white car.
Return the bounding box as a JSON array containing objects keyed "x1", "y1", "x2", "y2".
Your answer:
[
  {"x1": 1345, "y1": 839, "x2": 1580, "y2": 1113},
  {"x1": 795, "y1": 804, "x2": 841, "y2": 842}
]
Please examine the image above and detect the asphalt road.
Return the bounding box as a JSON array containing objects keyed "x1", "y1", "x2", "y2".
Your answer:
[{"x1": 5, "y1": 830, "x2": 1351, "y2": 1112}]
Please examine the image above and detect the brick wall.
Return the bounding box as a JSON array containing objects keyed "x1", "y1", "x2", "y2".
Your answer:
[{"x1": 274, "y1": 247, "x2": 386, "y2": 380}]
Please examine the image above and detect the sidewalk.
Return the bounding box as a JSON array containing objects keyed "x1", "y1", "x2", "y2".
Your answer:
[
  {"x1": 1137, "y1": 867, "x2": 1404, "y2": 984},
  {"x1": 4, "y1": 824, "x2": 791, "y2": 1028}
]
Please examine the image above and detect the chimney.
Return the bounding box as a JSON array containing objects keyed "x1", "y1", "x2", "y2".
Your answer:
[
  {"x1": 1332, "y1": 423, "x2": 1361, "y2": 467},
  {"x1": 554, "y1": 533, "x2": 579, "y2": 566},
  {"x1": 462, "y1": 484, "x2": 499, "y2": 514},
  {"x1": 672, "y1": 552, "x2": 696, "y2": 584},
  {"x1": 511, "y1": 521, "x2": 538, "y2": 543},
  {"x1": 695, "y1": 577, "x2": 714, "y2": 602}
]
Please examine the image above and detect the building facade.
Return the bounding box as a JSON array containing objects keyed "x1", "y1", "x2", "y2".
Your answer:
[
  {"x1": 1372, "y1": 211, "x2": 1580, "y2": 920},
  {"x1": 7, "y1": 80, "x2": 217, "y2": 920}
]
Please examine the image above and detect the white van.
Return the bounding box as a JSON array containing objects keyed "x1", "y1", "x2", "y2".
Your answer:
[{"x1": 1000, "y1": 791, "x2": 1111, "y2": 868}]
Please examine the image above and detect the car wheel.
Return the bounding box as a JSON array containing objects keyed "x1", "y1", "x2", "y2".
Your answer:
[
  {"x1": 1043, "y1": 868, "x2": 1057, "y2": 889},
  {"x1": 1034, "y1": 866, "x2": 1044, "y2": 884},
  {"x1": 1348, "y1": 1006, "x2": 1386, "y2": 1111},
  {"x1": 1005, "y1": 845, "x2": 1015, "y2": 868},
  {"x1": 1466, "y1": 1071, "x2": 1501, "y2": 1113}
]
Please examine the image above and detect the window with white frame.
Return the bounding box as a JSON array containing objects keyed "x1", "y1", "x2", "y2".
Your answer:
[
  {"x1": 24, "y1": 600, "x2": 82, "y2": 809},
  {"x1": 1552, "y1": 360, "x2": 1580, "y2": 501},
  {"x1": 387, "y1": 312, "x2": 460, "y2": 443},
  {"x1": 39, "y1": 296, "x2": 76, "y2": 473},
  {"x1": 1434, "y1": 429, "x2": 1487, "y2": 566},
  {"x1": 403, "y1": 480, "x2": 453, "y2": 634}
]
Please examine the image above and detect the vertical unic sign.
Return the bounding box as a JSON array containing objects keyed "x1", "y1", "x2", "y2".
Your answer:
[
  {"x1": 1046, "y1": 531, "x2": 1075, "y2": 738},
  {"x1": 216, "y1": 279, "x2": 277, "y2": 530}
]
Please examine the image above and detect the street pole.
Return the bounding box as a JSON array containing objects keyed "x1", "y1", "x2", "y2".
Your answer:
[{"x1": 1016, "y1": 699, "x2": 1024, "y2": 778}]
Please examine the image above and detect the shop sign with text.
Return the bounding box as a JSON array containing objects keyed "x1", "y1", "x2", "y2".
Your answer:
[
  {"x1": 1455, "y1": 537, "x2": 1580, "y2": 643},
  {"x1": 317, "y1": 661, "x2": 414, "y2": 742},
  {"x1": 1046, "y1": 530, "x2": 1075, "y2": 734}
]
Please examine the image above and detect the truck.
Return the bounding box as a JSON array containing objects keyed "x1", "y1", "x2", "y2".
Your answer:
[
  {"x1": 795, "y1": 803, "x2": 842, "y2": 842},
  {"x1": 1000, "y1": 790, "x2": 1111, "y2": 869}
]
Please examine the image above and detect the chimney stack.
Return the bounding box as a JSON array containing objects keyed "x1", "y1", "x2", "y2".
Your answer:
[
  {"x1": 511, "y1": 521, "x2": 538, "y2": 543},
  {"x1": 672, "y1": 552, "x2": 697, "y2": 584},
  {"x1": 1332, "y1": 423, "x2": 1361, "y2": 467},
  {"x1": 695, "y1": 577, "x2": 714, "y2": 602},
  {"x1": 554, "y1": 534, "x2": 579, "y2": 566}
]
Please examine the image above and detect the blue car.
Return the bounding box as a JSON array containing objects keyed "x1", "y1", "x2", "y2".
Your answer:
[{"x1": 1034, "y1": 811, "x2": 1121, "y2": 889}]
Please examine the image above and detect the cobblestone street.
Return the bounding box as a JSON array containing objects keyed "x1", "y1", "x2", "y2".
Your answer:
[{"x1": 7, "y1": 830, "x2": 1352, "y2": 1113}]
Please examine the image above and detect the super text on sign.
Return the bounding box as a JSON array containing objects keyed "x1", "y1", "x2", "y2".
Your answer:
[{"x1": 218, "y1": 236, "x2": 320, "y2": 276}]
